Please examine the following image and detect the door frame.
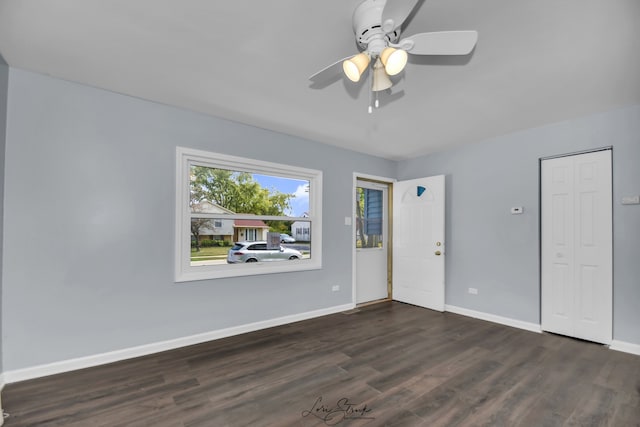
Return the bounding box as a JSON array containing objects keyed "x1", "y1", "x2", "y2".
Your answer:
[
  {"x1": 538, "y1": 146, "x2": 613, "y2": 341},
  {"x1": 352, "y1": 172, "x2": 395, "y2": 305}
]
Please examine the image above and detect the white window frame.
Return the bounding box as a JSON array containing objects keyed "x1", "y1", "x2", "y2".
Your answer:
[{"x1": 175, "y1": 146, "x2": 323, "y2": 282}]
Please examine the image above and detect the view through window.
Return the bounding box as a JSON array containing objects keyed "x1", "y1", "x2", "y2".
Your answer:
[
  {"x1": 355, "y1": 186, "x2": 383, "y2": 248},
  {"x1": 176, "y1": 147, "x2": 322, "y2": 281},
  {"x1": 189, "y1": 165, "x2": 311, "y2": 265}
]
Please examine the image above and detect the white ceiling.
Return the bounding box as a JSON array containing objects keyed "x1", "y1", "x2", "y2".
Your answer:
[{"x1": 1, "y1": 0, "x2": 639, "y2": 160}]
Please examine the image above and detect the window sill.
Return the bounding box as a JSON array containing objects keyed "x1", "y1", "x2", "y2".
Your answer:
[{"x1": 175, "y1": 259, "x2": 323, "y2": 282}]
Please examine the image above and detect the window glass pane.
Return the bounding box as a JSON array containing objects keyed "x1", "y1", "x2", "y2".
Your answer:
[
  {"x1": 190, "y1": 218, "x2": 311, "y2": 266},
  {"x1": 190, "y1": 217, "x2": 234, "y2": 266},
  {"x1": 190, "y1": 165, "x2": 309, "y2": 217},
  {"x1": 177, "y1": 147, "x2": 322, "y2": 281},
  {"x1": 356, "y1": 187, "x2": 383, "y2": 248}
]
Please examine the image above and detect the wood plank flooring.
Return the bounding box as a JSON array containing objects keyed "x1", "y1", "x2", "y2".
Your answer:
[{"x1": 3, "y1": 302, "x2": 640, "y2": 426}]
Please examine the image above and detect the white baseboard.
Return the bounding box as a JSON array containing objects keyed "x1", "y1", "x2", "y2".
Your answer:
[
  {"x1": 445, "y1": 304, "x2": 542, "y2": 334},
  {"x1": 610, "y1": 340, "x2": 640, "y2": 356},
  {"x1": 446, "y1": 305, "x2": 640, "y2": 357},
  {"x1": 3, "y1": 303, "x2": 355, "y2": 384}
]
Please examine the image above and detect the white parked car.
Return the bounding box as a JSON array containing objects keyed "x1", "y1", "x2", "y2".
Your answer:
[{"x1": 227, "y1": 241, "x2": 302, "y2": 263}]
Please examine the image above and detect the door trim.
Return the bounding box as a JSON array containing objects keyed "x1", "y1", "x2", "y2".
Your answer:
[
  {"x1": 352, "y1": 173, "x2": 395, "y2": 305},
  {"x1": 539, "y1": 146, "x2": 613, "y2": 161}
]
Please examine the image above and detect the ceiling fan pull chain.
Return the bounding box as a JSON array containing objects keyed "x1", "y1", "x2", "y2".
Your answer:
[
  {"x1": 368, "y1": 63, "x2": 373, "y2": 114},
  {"x1": 371, "y1": 60, "x2": 380, "y2": 110}
]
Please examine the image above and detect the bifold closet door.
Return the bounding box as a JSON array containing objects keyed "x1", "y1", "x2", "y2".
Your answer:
[{"x1": 541, "y1": 150, "x2": 612, "y2": 344}]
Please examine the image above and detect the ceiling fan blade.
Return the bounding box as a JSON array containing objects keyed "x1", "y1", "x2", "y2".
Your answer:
[
  {"x1": 403, "y1": 31, "x2": 478, "y2": 55},
  {"x1": 309, "y1": 55, "x2": 354, "y2": 83},
  {"x1": 381, "y1": 0, "x2": 421, "y2": 33}
]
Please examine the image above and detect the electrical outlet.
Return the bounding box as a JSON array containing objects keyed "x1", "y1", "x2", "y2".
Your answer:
[
  {"x1": 332, "y1": 285, "x2": 340, "y2": 292},
  {"x1": 468, "y1": 287, "x2": 478, "y2": 295}
]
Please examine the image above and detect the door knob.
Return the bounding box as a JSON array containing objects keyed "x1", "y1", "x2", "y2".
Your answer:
[{"x1": 435, "y1": 250, "x2": 442, "y2": 256}]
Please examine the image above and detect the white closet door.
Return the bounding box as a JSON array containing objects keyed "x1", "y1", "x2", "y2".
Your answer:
[
  {"x1": 541, "y1": 155, "x2": 575, "y2": 337},
  {"x1": 541, "y1": 150, "x2": 612, "y2": 344}
]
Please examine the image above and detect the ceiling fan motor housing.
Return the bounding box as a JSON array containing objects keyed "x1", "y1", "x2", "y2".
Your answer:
[{"x1": 353, "y1": 0, "x2": 400, "y2": 54}]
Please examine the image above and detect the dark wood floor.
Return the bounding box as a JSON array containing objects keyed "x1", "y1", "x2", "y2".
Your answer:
[{"x1": 3, "y1": 302, "x2": 640, "y2": 426}]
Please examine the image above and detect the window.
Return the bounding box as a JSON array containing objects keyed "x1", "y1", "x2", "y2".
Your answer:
[
  {"x1": 176, "y1": 147, "x2": 322, "y2": 281},
  {"x1": 356, "y1": 186, "x2": 384, "y2": 249},
  {"x1": 245, "y1": 229, "x2": 257, "y2": 241}
]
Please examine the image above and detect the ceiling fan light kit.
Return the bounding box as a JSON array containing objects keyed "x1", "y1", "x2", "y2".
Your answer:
[
  {"x1": 310, "y1": 0, "x2": 478, "y2": 113},
  {"x1": 343, "y1": 52, "x2": 371, "y2": 82},
  {"x1": 379, "y1": 47, "x2": 408, "y2": 76}
]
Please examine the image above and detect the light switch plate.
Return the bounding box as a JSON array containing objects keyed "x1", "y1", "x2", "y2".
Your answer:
[
  {"x1": 510, "y1": 206, "x2": 524, "y2": 214},
  {"x1": 622, "y1": 196, "x2": 640, "y2": 205}
]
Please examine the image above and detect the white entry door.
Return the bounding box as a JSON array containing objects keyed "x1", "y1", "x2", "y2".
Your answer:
[
  {"x1": 393, "y1": 175, "x2": 445, "y2": 311},
  {"x1": 541, "y1": 150, "x2": 612, "y2": 344},
  {"x1": 355, "y1": 180, "x2": 389, "y2": 304}
]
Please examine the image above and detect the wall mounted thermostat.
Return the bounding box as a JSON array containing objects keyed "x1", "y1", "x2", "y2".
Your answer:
[
  {"x1": 622, "y1": 196, "x2": 640, "y2": 205},
  {"x1": 510, "y1": 206, "x2": 524, "y2": 215}
]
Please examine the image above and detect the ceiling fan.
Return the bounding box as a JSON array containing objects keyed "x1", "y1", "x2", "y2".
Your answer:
[{"x1": 309, "y1": 0, "x2": 478, "y2": 112}]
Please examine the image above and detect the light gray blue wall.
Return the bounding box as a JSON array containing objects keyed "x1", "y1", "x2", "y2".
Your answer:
[
  {"x1": 3, "y1": 66, "x2": 639, "y2": 373},
  {"x1": 397, "y1": 105, "x2": 640, "y2": 345},
  {"x1": 1, "y1": 69, "x2": 396, "y2": 371},
  {"x1": 0, "y1": 54, "x2": 8, "y2": 373}
]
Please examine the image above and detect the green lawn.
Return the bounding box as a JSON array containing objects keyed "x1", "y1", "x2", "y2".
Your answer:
[{"x1": 191, "y1": 246, "x2": 230, "y2": 260}]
